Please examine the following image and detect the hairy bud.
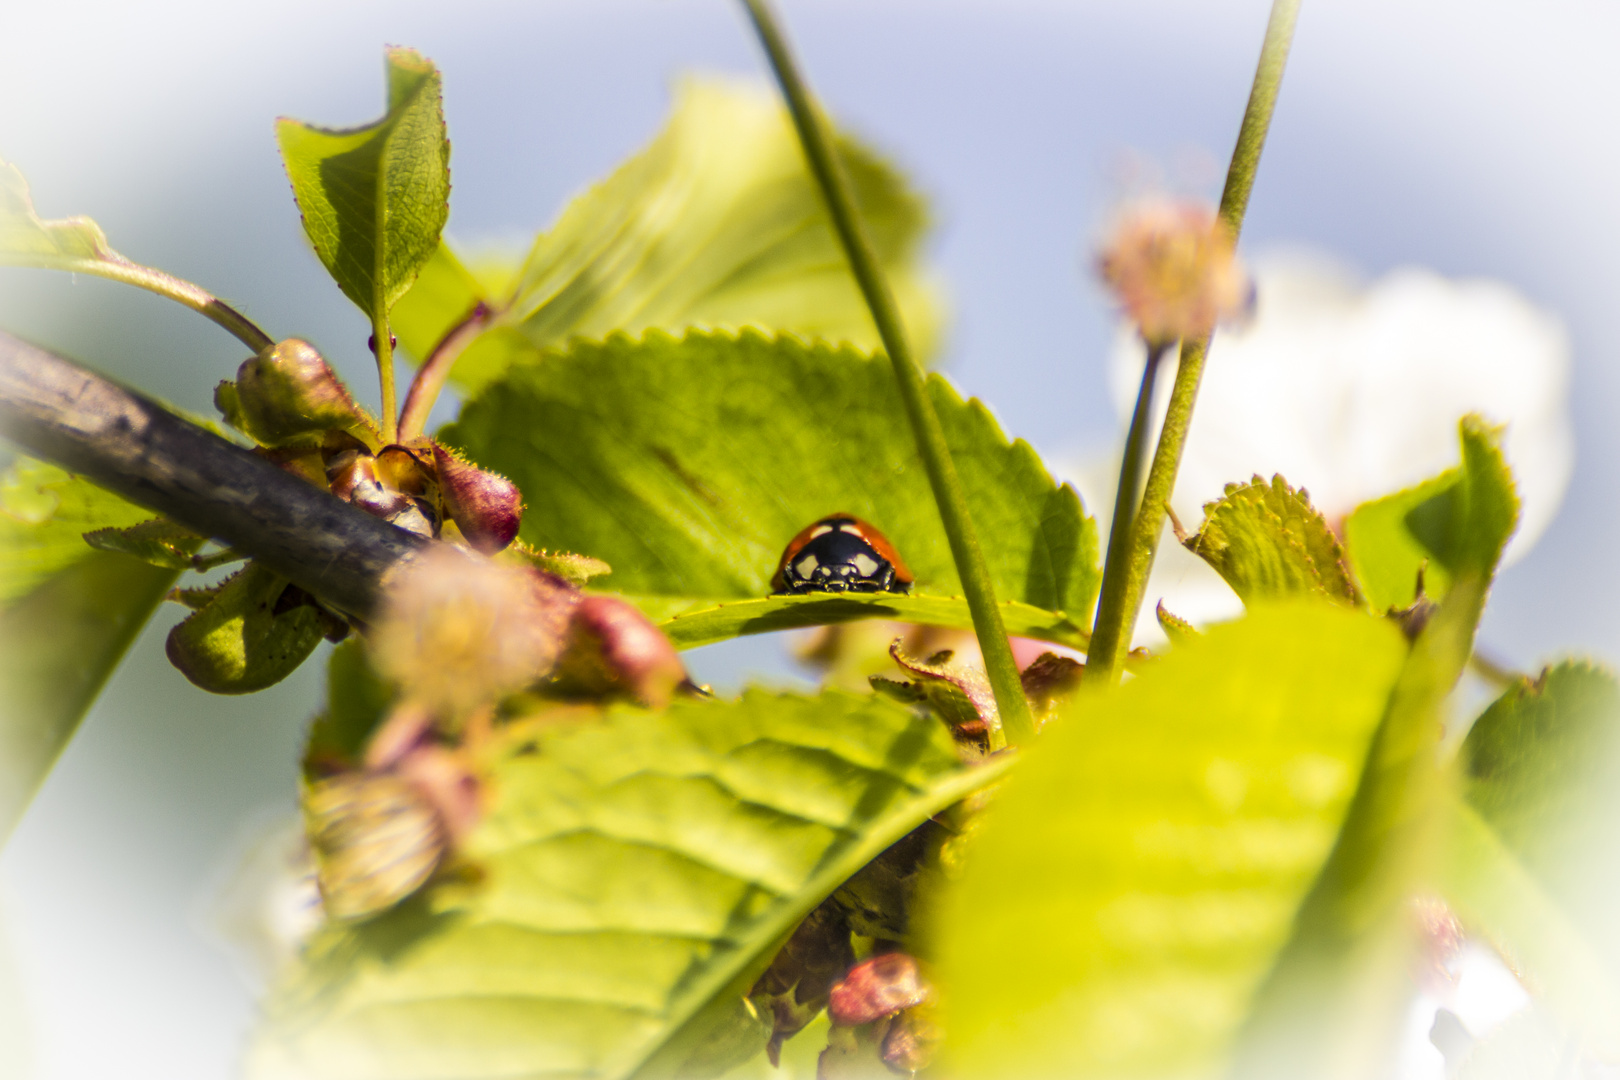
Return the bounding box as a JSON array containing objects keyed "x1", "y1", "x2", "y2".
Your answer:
[
  {"x1": 433, "y1": 443, "x2": 523, "y2": 554},
  {"x1": 370, "y1": 546, "x2": 579, "y2": 717},
  {"x1": 549, "y1": 595, "x2": 689, "y2": 708}
]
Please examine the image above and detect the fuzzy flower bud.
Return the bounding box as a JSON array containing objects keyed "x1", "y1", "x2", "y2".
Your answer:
[
  {"x1": 432, "y1": 443, "x2": 524, "y2": 554},
  {"x1": 827, "y1": 953, "x2": 930, "y2": 1027},
  {"x1": 1098, "y1": 200, "x2": 1249, "y2": 346},
  {"x1": 370, "y1": 545, "x2": 579, "y2": 717}
]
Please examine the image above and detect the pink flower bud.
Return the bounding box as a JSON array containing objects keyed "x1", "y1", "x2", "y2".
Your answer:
[
  {"x1": 828, "y1": 953, "x2": 929, "y2": 1027},
  {"x1": 432, "y1": 443, "x2": 523, "y2": 554},
  {"x1": 1098, "y1": 201, "x2": 1250, "y2": 346},
  {"x1": 550, "y1": 595, "x2": 689, "y2": 708}
]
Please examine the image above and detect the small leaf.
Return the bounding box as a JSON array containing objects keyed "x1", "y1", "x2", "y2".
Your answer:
[
  {"x1": 248, "y1": 688, "x2": 1003, "y2": 1080},
  {"x1": 1, "y1": 157, "x2": 121, "y2": 267},
  {"x1": 442, "y1": 330, "x2": 1100, "y2": 647},
  {"x1": 276, "y1": 47, "x2": 450, "y2": 321},
  {"x1": 1345, "y1": 415, "x2": 1520, "y2": 611},
  {"x1": 1182, "y1": 474, "x2": 1358, "y2": 604},
  {"x1": 1156, "y1": 600, "x2": 1201, "y2": 644},
  {"x1": 392, "y1": 79, "x2": 940, "y2": 394},
  {"x1": 82, "y1": 517, "x2": 200, "y2": 570},
  {"x1": 165, "y1": 562, "x2": 326, "y2": 694},
  {"x1": 502, "y1": 543, "x2": 612, "y2": 588},
  {"x1": 935, "y1": 602, "x2": 1409, "y2": 1079}
]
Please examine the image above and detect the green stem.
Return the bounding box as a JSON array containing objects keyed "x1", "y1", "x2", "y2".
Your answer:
[
  {"x1": 1086, "y1": 0, "x2": 1300, "y2": 684},
  {"x1": 7, "y1": 255, "x2": 273, "y2": 353},
  {"x1": 741, "y1": 0, "x2": 1038, "y2": 747},
  {"x1": 373, "y1": 317, "x2": 398, "y2": 445},
  {"x1": 1093, "y1": 340, "x2": 1168, "y2": 655}
]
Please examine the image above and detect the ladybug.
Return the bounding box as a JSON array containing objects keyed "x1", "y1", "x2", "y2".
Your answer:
[{"x1": 771, "y1": 514, "x2": 914, "y2": 595}]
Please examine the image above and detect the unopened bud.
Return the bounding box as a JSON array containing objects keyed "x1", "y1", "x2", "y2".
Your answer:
[
  {"x1": 236, "y1": 339, "x2": 376, "y2": 445},
  {"x1": 371, "y1": 546, "x2": 579, "y2": 717},
  {"x1": 550, "y1": 595, "x2": 689, "y2": 708},
  {"x1": 1098, "y1": 200, "x2": 1250, "y2": 346},
  {"x1": 304, "y1": 771, "x2": 446, "y2": 921},
  {"x1": 433, "y1": 443, "x2": 523, "y2": 554},
  {"x1": 828, "y1": 953, "x2": 929, "y2": 1027},
  {"x1": 881, "y1": 1000, "x2": 944, "y2": 1074}
]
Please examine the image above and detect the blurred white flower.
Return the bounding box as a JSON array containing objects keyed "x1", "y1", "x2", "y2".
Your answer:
[{"x1": 1074, "y1": 252, "x2": 1574, "y2": 644}]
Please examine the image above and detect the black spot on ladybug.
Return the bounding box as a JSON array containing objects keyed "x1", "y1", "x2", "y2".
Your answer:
[{"x1": 772, "y1": 515, "x2": 913, "y2": 595}]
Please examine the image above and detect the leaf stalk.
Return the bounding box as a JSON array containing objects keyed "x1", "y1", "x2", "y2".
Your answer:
[
  {"x1": 1085, "y1": 0, "x2": 1300, "y2": 684},
  {"x1": 741, "y1": 0, "x2": 1038, "y2": 747}
]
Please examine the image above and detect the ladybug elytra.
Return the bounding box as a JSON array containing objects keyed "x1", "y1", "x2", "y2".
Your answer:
[{"x1": 771, "y1": 514, "x2": 913, "y2": 595}]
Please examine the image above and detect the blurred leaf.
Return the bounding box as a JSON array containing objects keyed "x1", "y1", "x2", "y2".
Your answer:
[
  {"x1": 82, "y1": 517, "x2": 200, "y2": 570},
  {"x1": 936, "y1": 603, "x2": 1409, "y2": 1079},
  {"x1": 393, "y1": 79, "x2": 940, "y2": 394},
  {"x1": 1345, "y1": 415, "x2": 1520, "y2": 611},
  {"x1": 652, "y1": 594, "x2": 1087, "y2": 652},
  {"x1": 1182, "y1": 474, "x2": 1358, "y2": 604},
  {"x1": 1444, "y1": 662, "x2": 1620, "y2": 1052},
  {"x1": 276, "y1": 47, "x2": 449, "y2": 320},
  {"x1": 0, "y1": 156, "x2": 124, "y2": 269},
  {"x1": 303, "y1": 639, "x2": 395, "y2": 773},
  {"x1": 441, "y1": 330, "x2": 1099, "y2": 647},
  {"x1": 248, "y1": 688, "x2": 1003, "y2": 1080},
  {"x1": 1232, "y1": 421, "x2": 1517, "y2": 1078},
  {"x1": 0, "y1": 459, "x2": 179, "y2": 839}
]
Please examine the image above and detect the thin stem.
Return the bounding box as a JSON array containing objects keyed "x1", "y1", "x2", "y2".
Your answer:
[
  {"x1": 1086, "y1": 0, "x2": 1300, "y2": 684},
  {"x1": 397, "y1": 303, "x2": 492, "y2": 441},
  {"x1": 373, "y1": 316, "x2": 398, "y2": 445},
  {"x1": 741, "y1": 0, "x2": 1038, "y2": 747},
  {"x1": 1093, "y1": 340, "x2": 1168, "y2": 654},
  {"x1": 5, "y1": 255, "x2": 274, "y2": 354}
]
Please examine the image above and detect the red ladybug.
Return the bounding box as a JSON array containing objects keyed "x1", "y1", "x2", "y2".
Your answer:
[{"x1": 771, "y1": 514, "x2": 913, "y2": 595}]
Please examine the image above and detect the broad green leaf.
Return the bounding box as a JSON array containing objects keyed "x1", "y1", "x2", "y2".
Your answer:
[
  {"x1": 1232, "y1": 425, "x2": 1516, "y2": 1078},
  {"x1": 935, "y1": 602, "x2": 1409, "y2": 1079},
  {"x1": 276, "y1": 47, "x2": 450, "y2": 321},
  {"x1": 0, "y1": 459, "x2": 179, "y2": 838},
  {"x1": 391, "y1": 79, "x2": 940, "y2": 394},
  {"x1": 1443, "y1": 663, "x2": 1620, "y2": 1050},
  {"x1": 248, "y1": 687, "x2": 1003, "y2": 1080},
  {"x1": 1345, "y1": 415, "x2": 1520, "y2": 611},
  {"x1": 1182, "y1": 474, "x2": 1358, "y2": 605},
  {"x1": 440, "y1": 330, "x2": 1100, "y2": 648}
]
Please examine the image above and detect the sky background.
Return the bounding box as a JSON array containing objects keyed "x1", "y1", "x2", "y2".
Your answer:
[{"x1": 3, "y1": 0, "x2": 1619, "y2": 1076}]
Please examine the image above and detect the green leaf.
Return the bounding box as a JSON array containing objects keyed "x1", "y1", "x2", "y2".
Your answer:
[
  {"x1": 164, "y1": 562, "x2": 327, "y2": 695},
  {"x1": 0, "y1": 156, "x2": 124, "y2": 269},
  {"x1": 1182, "y1": 474, "x2": 1358, "y2": 605},
  {"x1": 1443, "y1": 663, "x2": 1620, "y2": 1050},
  {"x1": 275, "y1": 47, "x2": 450, "y2": 321},
  {"x1": 303, "y1": 639, "x2": 395, "y2": 772},
  {"x1": 392, "y1": 79, "x2": 940, "y2": 394},
  {"x1": 0, "y1": 459, "x2": 179, "y2": 838},
  {"x1": 82, "y1": 517, "x2": 199, "y2": 570},
  {"x1": 440, "y1": 330, "x2": 1100, "y2": 648},
  {"x1": 1345, "y1": 415, "x2": 1520, "y2": 611},
  {"x1": 652, "y1": 594, "x2": 1087, "y2": 651},
  {"x1": 248, "y1": 688, "x2": 1002, "y2": 1080},
  {"x1": 935, "y1": 602, "x2": 1409, "y2": 1079}
]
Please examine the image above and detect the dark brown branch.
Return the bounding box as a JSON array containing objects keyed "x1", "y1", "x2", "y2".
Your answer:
[{"x1": 0, "y1": 330, "x2": 424, "y2": 618}]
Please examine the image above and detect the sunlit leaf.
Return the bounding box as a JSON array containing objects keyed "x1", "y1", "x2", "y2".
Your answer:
[
  {"x1": 276, "y1": 47, "x2": 450, "y2": 321},
  {"x1": 0, "y1": 157, "x2": 123, "y2": 269},
  {"x1": 441, "y1": 330, "x2": 1099, "y2": 648},
  {"x1": 0, "y1": 459, "x2": 178, "y2": 838},
  {"x1": 392, "y1": 79, "x2": 940, "y2": 393},
  {"x1": 936, "y1": 603, "x2": 1409, "y2": 1079},
  {"x1": 1345, "y1": 415, "x2": 1520, "y2": 611},
  {"x1": 248, "y1": 687, "x2": 1003, "y2": 1080},
  {"x1": 1181, "y1": 474, "x2": 1357, "y2": 604}
]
